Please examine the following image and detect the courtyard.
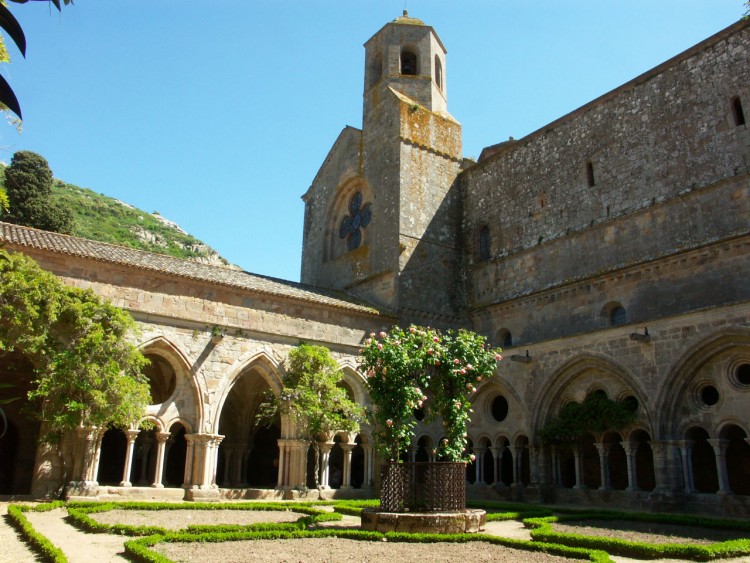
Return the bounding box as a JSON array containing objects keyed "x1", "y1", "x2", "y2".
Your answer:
[{"x1": 3, "y1": 499, "x2": 750, "y2": 562}]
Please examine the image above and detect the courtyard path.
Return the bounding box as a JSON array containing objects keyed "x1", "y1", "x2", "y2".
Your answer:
[
  {"x1": 24, "y1": 508, "x2": 129, "y2": 563},
  {"x1": 0, "y1": 503, "x2": 41, "y2": 563}
]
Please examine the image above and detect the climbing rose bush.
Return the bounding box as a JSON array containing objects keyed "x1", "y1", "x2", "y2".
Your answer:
[{"x1": 360, "y1": 325, "x2": 502, "y2": 462}]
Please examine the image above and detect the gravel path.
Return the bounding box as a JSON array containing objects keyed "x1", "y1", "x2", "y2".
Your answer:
[
  {"x1": 0, "y1": 503, "x2": 42, "y2": 563},
  {"x1": 24, "y1": 508, "x2": 129, "y2": 563},
  {"x1": 90, "y1": 509, "x2": 308, "y2": 530},
  {"x1": 552, "y1": 519, "x2": 748, "y2": 545},
  {"x1": 153, "y1": 537, "x2": 583, "y2": 562}
]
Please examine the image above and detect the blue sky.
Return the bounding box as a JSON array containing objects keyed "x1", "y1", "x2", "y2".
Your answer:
[{"x1": 0, "y1": 1, "x2": 743, "y2": 282}]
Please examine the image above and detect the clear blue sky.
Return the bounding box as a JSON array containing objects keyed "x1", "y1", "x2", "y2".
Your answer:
[{"x1": 1, "y1": 1, "x2": 743, "y2": 282}]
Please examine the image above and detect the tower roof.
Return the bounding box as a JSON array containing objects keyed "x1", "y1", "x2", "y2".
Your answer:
[{"x1": 392, "y1": 10, "x2": 424, "y2": 26}]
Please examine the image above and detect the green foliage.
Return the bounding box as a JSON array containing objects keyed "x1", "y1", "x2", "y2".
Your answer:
[
  {"x1": 7, "y1": 502, "x2": 68, "y2": 562},
  {"x1": 525, "y1": 512, "x2": 750, "y2": 560},
  {"x1": 0, "y1": 186, "x2": 9, "y2": 216},
  {"x1": 538, "y1": 392, "x2": 637, "y2": 444},
  {"x1": 360, "y1": 325, "x2": 502, "y2": 461},
  {"x1": 47, "y1": 180, "x2": 230, "y2": 263},
  {"x1": 0, "y1": 249, "x2": 150, "y2": 440},
  {"x1": 258, "y1": 344, "x2": 363, "y2": 485},
  {"x1": 4, "y1": 151, "x2": 73, "y2": 234}
]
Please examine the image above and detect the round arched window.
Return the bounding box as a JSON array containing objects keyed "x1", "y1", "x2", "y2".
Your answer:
[
  {"x1": 699, "y1": 385, "x2": 720, "y2": 407},
  {"x1": 734, "y1": 363, "x2": 750, "y2": 386}
]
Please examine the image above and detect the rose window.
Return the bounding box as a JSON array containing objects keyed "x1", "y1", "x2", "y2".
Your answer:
[{"x1": 338, "y1": 191, "x2": 372, "y2": 251}]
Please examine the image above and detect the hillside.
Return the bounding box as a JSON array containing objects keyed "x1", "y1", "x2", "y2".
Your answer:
[{"x1": 1, "y1": 166, "x2": 235, "y2": 268}]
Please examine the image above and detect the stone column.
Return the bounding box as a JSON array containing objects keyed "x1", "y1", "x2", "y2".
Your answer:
[
  {"x1": 151, "y1": 431, "x2": 170, "y2": 488},
  {"x1": 288, "y1": 439, "x2": 309, "y2": 489},
  {"x1": 650, "y1": 440, "x2": 677, "y2": 493},
  {"x1": 341, "y1": 443, "x2": 355, "y2": 489},
  {"x1": 362, "y1": 444, "x2": 374, "y2": 488},
  {"x1": 677, "y1": 440, "x2": 694, "y2": 493},
  {"x1": 489, "y1": 447, "x2": 501, "y2": 485},
  {"x1": 509, "y1": 446, "x2": 520, "y2": 486},
  {"x1": 318, "y1": 442, "x2": 334, "y2": 489},
  {"x1": 708, "y1": 439, "x2": 732, "y2": 495},
  {"x1": 621, "y1": 441, "x2": 639, "y2": 492},
  {"x1": 90, "y1": 429, "x2": 106, "y2": 483},
  {"x1": 276, "y1": 439, "x2": 288, "y2": 489},
  {"x1": 476, "y1": 446, "x2": 487, "y2": 484},
  {"x1": 408, "y1": 445, "x2": 417, "y2": 463},
  {"x1": 595, "y1": 443, "x2": 611, "y2": 490},
  {"x1": 529, "y1": 445, "x2": 541, "y2": 487},
  {"x1": 550, "y1": 446, "x2": 560, "y2": 487},
  {"x1": 573, "y1": 447, "x2": 583, "y2": 489},
  {"x1": 120, "y1": 429, "x2": 140, "y2": 487},
  {"x1": 183, "y1": 434, "x2": 195, "y2": 488}
]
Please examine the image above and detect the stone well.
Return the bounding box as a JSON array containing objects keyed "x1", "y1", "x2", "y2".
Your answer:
[{"x1": 360, "y1": 461, "x2": 486, "y2": 534}]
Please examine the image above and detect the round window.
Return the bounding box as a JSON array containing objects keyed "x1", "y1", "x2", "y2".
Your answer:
[
  {"x1": 735, "y1": 363, "x2": 750, "y2": 386},
  {"x1": 491, "y1": 396, "x2": 509, "y2": 422},
  {"x1": 700, "y1": 385, "x2": 719, "y2": 407}
]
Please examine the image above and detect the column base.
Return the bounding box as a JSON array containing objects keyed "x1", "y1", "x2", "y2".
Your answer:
[
  {"x1": 185, "y1": 487, "x2": 221, "y2": 501},
  {"x1": 119, "y1": 481, "x2": 132, "y2": 487}
]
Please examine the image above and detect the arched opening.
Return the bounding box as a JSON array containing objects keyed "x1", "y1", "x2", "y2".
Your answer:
[
  {"x1": 328, "y1": 435, "x2": 344, "y2": 489},
  {"x1": 0, "y1": 351, "x2": 41, "y2": 494},
  {"x1": 601, "y1": 302, "x2": 626, "y2": 327},
  {"x1": 688, "y1": 426, "x2": 718, "y2": 493},
  {"x1": 400, "y1": 49, "x2": 418, "y2": 75},
  {"x1": 722, "y1": 425, "x2": 750, "y2": 495},
  {"x1": 732, "y1": 96, "x2": 746, "y2": 127},
  {"x1": 500, "y1": 438, "x2": 513, "y2": 486},
  {"x1": 218, "y1": 367, "x2": 279, "y2": 488},
  {"x1": 631, "y1": 430, "x2": 655, "y2": 491},
  {"x1": 481, "y1": 439, "x2": 494, "y2": 485},
  {"x1": 245, "y1": 422, "x2": 280, "y2": 488},
  {"x1": 351, "y1": 435, "x2": 365, "y2": 488},
  {"x1": 434, "y1": 55, "x2": 443, "y2": 90},
  {"x1": 604, "y1": 432, "x2": 627, "y2": 490},
  {"x1": 130, "y1": 426, "x2": 158, "y2": 486},
  {"x1": 579, "y1": 433, "x2": 600, "y2": 489},
  {"x1": 164, "y1": 423, "x2": 187, "y2": 487},
  {"x1": 415, "y1": 435, "x2": 431, "y2": 463},
  {"x1": 491, "y1": 394, "x2": 509, "y2": 422},
  {"x1": 559, "y1": 446, "x2": 576, "y2": 488},
  {"x1": 142, "y1": 354, "x2": 177, "y2": 405},
  {"x1": 495, "y1": 330, "x2": 512, "y2": 349},
  {"x1": 306, "y1": 443, "x2": 318, "y2": 488},
  {"x1": 586, "y1": 161, "x2": 596, "y2": 187},
  {"x1": 97, "y1": 428, "x2": 127, "y2": 486}
]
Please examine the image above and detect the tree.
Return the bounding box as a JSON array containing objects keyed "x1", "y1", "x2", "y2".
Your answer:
[
  {"x1": 360, "y1": 325, "x2": 502, "y2": 462},
  {"x1": 0, "y1": 248, "x2": 151, "y2": 442},
  {"x1": 258, "y1": 344, "x2": 363, "y2": 488},
  {"x1": 4, "y1": 151, "x2": 73, "y2": 233}
]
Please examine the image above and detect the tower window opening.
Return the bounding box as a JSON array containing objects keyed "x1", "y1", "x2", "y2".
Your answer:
[
  {"x1": 610, "y1": 306, "x2": 627, "y2": 326},
  {"x1": 434, "y1": 55, "x2": 443, "y2": 90},
  {"x1": 586, "y1": 161, "x2": 596, "y2": 187},
  {"x1": 478, "y1": 225, "x2": 490, "y2": 261},
  {"x1": 401, "y1": 50, "x2": 418, "y2": 76},
  {"x1": 731, "y1": 96, "x2": 746, "y2": 126}
]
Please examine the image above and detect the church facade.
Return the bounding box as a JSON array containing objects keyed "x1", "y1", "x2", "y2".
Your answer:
[{"x1": 1, "y1": 13, "x2": 749, "y2": 515}]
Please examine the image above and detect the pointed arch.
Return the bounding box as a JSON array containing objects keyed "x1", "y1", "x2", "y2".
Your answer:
[
  {"x1": 339, "y1": 359, "x2": 369, "y2": 406},
  {"x1": 532, "y1": 353, "x2": 652, "y2": 437},
  {"x1": 656, "y1": 327, "x2": 750, "y2": 438},
  {"x1": 211, "y1": 348, "x2": 284, "y2": 433},
  {"x1": 139, "y1": 336, "x2": 202, "y2": 429},
  {"x1": 324, "y1": 176, "x2": 374, "y2": 261}
]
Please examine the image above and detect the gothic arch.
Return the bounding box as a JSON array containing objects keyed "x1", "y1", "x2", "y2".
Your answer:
[
  {"x1": 656, "y1": 327, "x2": 750, "y2": 438},
  {"x1": 211, "y1": 349, "x2": 284, "y2": 434},
  {"x1": 339, "y1": 361, "x2": 369, "y2": 406},
  {"x1": 532, "y1": 353, "x2": 653, "y2": 438},
  {"x1": 324, "y1": 176, "x2": 374, "y2": 262},
  {"x1": 139, "y1": 336, "x2": 202, "y2": 431}
]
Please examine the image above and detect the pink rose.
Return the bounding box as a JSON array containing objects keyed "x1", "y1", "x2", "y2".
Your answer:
[
  {"x1": 476, "y1": 376, "x2": 482, "y2": 382},
  {"x1": 427, "y1": 349, "x2": 434, "y2": 355},
  {"x1": 453, "y1": 359, "x2": 460, "y2": 365},
  {"x1": 435, "y1": 360, "x2": 441, "y2": 366},
  {"x1": 409, "y1": 327, "x2": 416, "y2": 333},
  {"x1": 470, "y1": 454, "x2": 476, "y2": 462},
  {"x1": 495, "y1": 354, "x2": 503, "y2": 361},
  {"x1": 460, "y1": 369, "x2": 466, "y2": 375},
  {"x1": 466, "y1": 364, "x2": 473, "y2": 370},
  {"x1": 386, "y1": 419, "x2": 393, "y2": 427},
  {"x1": 379, "y1": 331, "x2": 387, "y2": 338},
  {"x1": 377, "y1": 343, "x2": 383, "y2": 350},
  {"x1": 433, "y1": 336, "x2": 439, "y2": 343}
]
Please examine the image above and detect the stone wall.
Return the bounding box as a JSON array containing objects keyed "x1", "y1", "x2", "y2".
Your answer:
[{"x1": 462, "y1": 21, "x2": 750, "y2": 310}]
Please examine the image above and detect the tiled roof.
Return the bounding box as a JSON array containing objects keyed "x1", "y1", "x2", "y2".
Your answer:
[{"x1": 0, "y1": 222, "x2": 386, "y2": 316}]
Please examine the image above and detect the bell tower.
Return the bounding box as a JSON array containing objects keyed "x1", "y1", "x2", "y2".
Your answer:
[
  {"x1": 363, "y1": 11, "x2": 448, "y2": 121},
  {"x1": 301, "y1": 13, "x2": 464, "y2": 325}
]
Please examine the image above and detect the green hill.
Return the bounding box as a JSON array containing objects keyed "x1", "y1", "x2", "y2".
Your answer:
[{"x1": 2, "y1": 166, "x2": 235, "y2": 268}]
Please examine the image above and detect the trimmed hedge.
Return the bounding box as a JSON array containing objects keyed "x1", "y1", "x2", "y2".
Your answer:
[
  {"x1": 7, "y1": 502, "x2": 68, "y2": 563},
  {"x1": 66, "y1": 501, "x2": 335, "y2": 536},
  {"x1": 124, "y1": 527, "x2": 611, "y2": 563},
  {"x1": 525, "y1": 513, "x2": 750, "y2": 561}
]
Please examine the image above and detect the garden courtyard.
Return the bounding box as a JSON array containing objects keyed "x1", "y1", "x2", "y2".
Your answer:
[{"x1": 3, "y1": 499, "x2": 750, "y2": 562}]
